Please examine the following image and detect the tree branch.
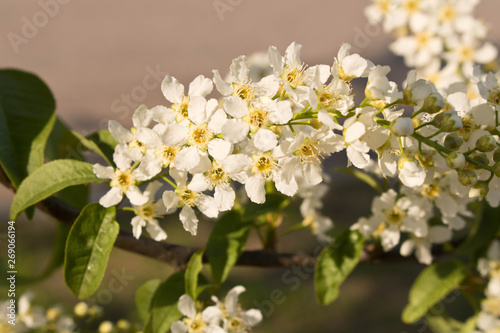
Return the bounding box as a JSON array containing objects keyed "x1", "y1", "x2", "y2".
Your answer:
[{"x1": 0, "y1": 167, "x2": 415, "y2": 270}]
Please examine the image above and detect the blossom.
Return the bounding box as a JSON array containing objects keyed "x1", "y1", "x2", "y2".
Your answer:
[{"x1": 130, "y1": 181, "x2": 167, "y2": 241}]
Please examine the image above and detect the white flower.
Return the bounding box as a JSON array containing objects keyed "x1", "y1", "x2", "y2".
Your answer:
[
  {"x1": 400, "y1": 225, "x2": 452, "y2": 264},
  {"x1": 172, "y1": 295, "x2": 224, "y2": 333},
  {"x1": 212, "y1": 286, "x2": 263, "y2": 332},
  {"x1": 332, "y1": 43, "x2": 374, "y2": 81},
  {"x1": 162, "y1": 169, "x2": 218, "y2": 236},
  {"x1": 94, "y1": 144, "x2": 149, "y2": 208},
  {"x1": 131, "y1": 181, "x2": 167, "y2": 241}
]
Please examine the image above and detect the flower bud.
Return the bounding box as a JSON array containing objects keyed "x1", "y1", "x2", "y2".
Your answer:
[
  {"x1": 46, "y1": 307, "x2": 61, "y2": 321},
  {"x1": 457, "y1": 169, "x2": 477, "y2": 186},
  {"x1": 476, "y1": 135, "x2": 497, "y2": 152},
  {"x1": 469, "y1": 181, "x2": 489, "y2": 198},
  {"x1": 435, "y1": 111, "x2": 462, "y2": 132},
  {"x1": 446, "y1": 152, "x2": 466, "y2": 169},
  {"x1": 99, "y1": 321, "x2": 114, "y2": 333},
  {"x1": 471, "y1": 152, "x2": 489, "y2": 169},
  {"x1": 391, "y1": 117, "x2": 414, "y2": 136},
  {"x1": 309, "y1": 118, "x2": 323, "y2": 129},
  {"x1": 494, "y1": 162, "x2": 500, "y2": 178},
  {"x1": 494, "y1": 148, "x2": 500, "y2": 163},
  {"x1": 74, "y1": 302, "x2": 88, "y2": 317},
  {"x1": 415, "y1": 150, "x2": 434, "y2": 168},
  {"x1": 421, "y1": 92, "x2": 445, "y2": 114},
  {"x1": 444, "y1": 133, "x2": 464, "y2": 151},
  {"x1": 116, "y1": 319, "x2": 131, "y2": 331}
]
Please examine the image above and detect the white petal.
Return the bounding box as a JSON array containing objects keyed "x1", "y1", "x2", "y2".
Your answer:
[
  {"x1": 144, "y1": 180, "x2": 163, "y2": 201},
  {"x1": 150, "y1": 105, "x2": 177, "y2": 125},
  {"x1": 318, "y1": 109, "x2": 341, "y2": 130},
  {"x1": 214, "y1": 186, "x2": 235, "y2": 212},
  {"x1": 243, "y1": 309, "x2": 263, "y2": 327},
  {"x1": 428, "y1": 226, "x2": 452, "y2": 243},
  {"x1": 145, "y1": 221, "x2": 167, "y2": 241},
  {"x1": 188, "y1": 173, "x2": 210, "y2": 192},
  {"x1": 126, "y1": 186, "x2": 149, "y2": 206},
  {"x1": 99, "y1": 187, "x2": 123, "y2": 208},
  {"x1": 175, "y1": 147, "x2": 201, "y2": 172},
  {"x1": 135, "y1": 155, "x2": 162, "y2": 181},
  {"x1": 225, "y1": 286, "x2": 246, "y2": 316},
  {"x1": 93, "y1": 164, "x2": 114, "y2": 179},
  {"x1": 180, "y1": 206, "x2": 198, "y2": 236},
  {"x1": 415, "y1": 244, "x2": 432, "y2": 265},
  {"x1": 177, "y1": 295, "x2": 196, "y2": 318},
  {"x1": 196, "y1": 194, "x2": 219, "y2": 218},
  {"x1": 224, "y1": 96, "x2": 248, "y2": 119},
  {"x1": 162, "y1": 191, "x2": 179, "y2": 213},
  {"x1": 188, "y1": 75, "x2": 213, "y2": 97},
  {"x1": 302, "y1": 163, "x2": 323, "y2": 185},
  {"x1": 131, "y1": 216, "x2": 145, "y2": 239},
  {"x1": 188, "y1": 96, "x2": 208, "y2": 125},
  {"x1": 284, "y1": 42, "x2": 302, "y2": 66},
  {"x1": 162, "y1": 124, "x2": 188, "y2": 146},
  {"x1": 253, "y1": 129, "x2": 278, "y2": 152},
  {"x1": 342, "y1": 54, "x2": 368, "y2": 78},
  {"x1": 208, "y1": 138, "x2": 232, "y2": 162},
  {"x1": 135, "y1": 127, "x2": 161, "y2": 147},
  {"x1": 108, "y1": 120, "x2": 132, "y2": 144},
  {"x1": 201, "y1": 306, "x2": 223, "y2": 325},
  {"x1": 132, "y1": 105, "x2": 152, "y2": 128},
  {"x1": 161, "y1": 75, "x2": 184, "y2": 104},
  {"x1": 230, "y1": 55, "x2": 249, "y2": 83},
  {"x1": 400, "y1": 239, "x2": 415, "y2": 257},
  {"x1": 222, "y1": 119, "x2": 250, "y2": 143},
  {"x1": 269, "y1": 100, "x2": 293, "y2": 124},
  {"x1": 268, "y1": 46, "x2": 284, "y2": 75},
  {"x1": 208, "y1": 108, "x2": 227, "y2": 134},
  {"x1": 222, "y1": 154, "x2": 252, "y2": 174},
  {"x1": 381, "y1": 226, "x2": 400, "y2": 251},
  {"x1": 245, "y1": 176, "x2": 266, "y2": 204},
  {"x1": 171, "y1": 321, "x2": 188, "y2": 333},
  {"x1": 212, "y1": 70, "x2": 233, "y2": 96}
]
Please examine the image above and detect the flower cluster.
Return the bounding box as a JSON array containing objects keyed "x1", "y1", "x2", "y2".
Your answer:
[
  {"x1": 365, "y1": 0, "x2": 498, "y2": 89},
  {"x1": 475, "y1": 240, "x2": 500, "y2": 332},
  {"x1": 172, "y1": 286, "x2": 262, "y2": 333},
  {"x1": 0, "y1": 292, "x2": 136, "y2": 333},
  {"x1": 93, "y1": 37, "x2": 500, "y2": 263}
]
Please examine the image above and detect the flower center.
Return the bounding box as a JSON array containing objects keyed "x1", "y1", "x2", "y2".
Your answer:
[
  {"x1": 183, "y1": 315, "x2": 205, "y2": 333},
  {"x1": 137, "y1": 202, "x2": 156, "y2": 220},
  {"x1": 281, "y1": 64, "x2": 306, "y2": 89},
  {"x1": 416, "y1": 32, "x2": 430, "y2": 49},
  {"x1": 155, "y1": 145, "x2": 180, "y2": 167},
  {"x1": 251, "y1": 153, "x2": 278, "y2": 179},
  {"x1": 385, "y1": 206, "x2": 405, "y2": 226},
  {"x1": 422, "y1": 183, "x2": 440, "y2": 200},
  {"x1": 232, "y1": 80, "x2": 255, "y2": 102},
  {"x1": 208, "y1": 165, "x2": 230, "y2": 186},
  {"x1": 440, "y1": 5, "x2": 456, "y2": 22},
  {"x1": 488, "y1": 86, "x2": 500, "y2": 105},
  {"x1": 172, "y1": 95, "x2": 190, "y2": 121},
  {"x1": 110, "y1": 169, "x2": 134, "y2": 191},
  {"x1": 228, "y1": 317, "x2": 245, "y2": 331},
  {"x1": 376, "y1": 0, "x2": 391, "y2": 13},
  {"x1": 403, "y1": 0, "x2": 420, "y2": 13},
  {"x1": 176, "y1": 187, "x2": 197, "y2": 207},
  {"x1": 457, "y1": 114, "x2": 475, "y2": 141},
  {"x1": 246, "y1": 106, "x2": 269, "y2": 130},
  {"x1": 458, "y1": 46, "x2": 474, "y2": 62},
  {"x1": 296, "y1": 139, "x2": 323, "y2": 164},
  {"x1": 188, "y1": 123, "x2": 213, "y2": 151}
]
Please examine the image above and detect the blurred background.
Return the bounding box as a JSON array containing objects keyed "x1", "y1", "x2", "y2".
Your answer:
[{"x1": 1, "y1": 0, "x2": 500, "y2": 332}]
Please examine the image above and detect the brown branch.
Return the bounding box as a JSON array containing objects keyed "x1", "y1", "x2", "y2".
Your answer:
[{"x1": 0, "y1": 167, "x2": 416, "y2": 270}]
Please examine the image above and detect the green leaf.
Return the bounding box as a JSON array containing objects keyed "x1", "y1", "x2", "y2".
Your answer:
[
  {"x1": 64, "y1": 203, "x2": 119, "y2": 299},
  {"x1": 425, "y1": 312, "x2": 477, "y2": 333},
  {"x1": 243, "y1": 193, "x2": 291, "y2": 221},
  {"x1": 206, "y1": 211, "x2": 250, "y2": 284},
  {"x1": 335, "y1": 167, "x2": 382, "y2": 193},
  {"x1": 185, "y1": 249, "x2": 204, "y2": 299},
  {"x1": 86, "y1": 130, "x2": 118, "y2": 166},
  {"x1": 315, "y1": 229, "x2": 364, "y2": 305},
  {"x1": 9, "y1": 159, "x2": 107, "y2": 220},
  {"x1": 402, "y1": 260, "x2": 467, "y2": 324},
  {"x1": 136, "y1": 279, "x2": 162, "y2": 324},
  {"x1": 0, "y1": 69, "x2": 56, "y2": 187},
  {"x1": 458, "y1": 202, "x2": 500, "y2": 255},
  {"x1": 143, "y1": 271, "x2": 185, "y2": 333}
]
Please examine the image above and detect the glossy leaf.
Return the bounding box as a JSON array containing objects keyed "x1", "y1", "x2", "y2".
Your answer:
[
  {"x1": 315, "y1": 229, "x2": 364, "y2": 305},
  {"x1": 64, "y1": 204, "x2": 119, "y2": 299}
]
